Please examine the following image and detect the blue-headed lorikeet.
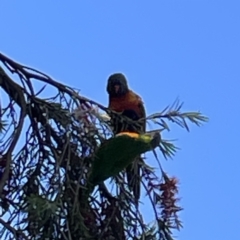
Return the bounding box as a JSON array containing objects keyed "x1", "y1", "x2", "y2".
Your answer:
[{"x1": 106, "y1": 73, "x2": 146, "y2": 200}]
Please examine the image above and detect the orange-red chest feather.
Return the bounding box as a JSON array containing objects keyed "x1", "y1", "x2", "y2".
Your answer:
[{"x1": 108, "y1": 90, "x2": 144, "y2": 118}]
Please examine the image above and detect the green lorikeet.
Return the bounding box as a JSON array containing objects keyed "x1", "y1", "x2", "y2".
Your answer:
[{"x1": 88, "y1": 131, "x2": 160, "y2": 188}]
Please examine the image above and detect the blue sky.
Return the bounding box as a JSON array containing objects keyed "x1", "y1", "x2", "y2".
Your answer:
[{"x1": 1, "y1": 1, "x2": 240, "y2": 239}]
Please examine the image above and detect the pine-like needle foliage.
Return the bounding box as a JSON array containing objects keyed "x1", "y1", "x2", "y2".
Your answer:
[{"x1": 0, "y1": 52, "x2": 208, "y2": 240}]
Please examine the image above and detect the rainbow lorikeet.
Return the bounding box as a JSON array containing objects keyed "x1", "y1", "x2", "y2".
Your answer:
[
  {"x1": 88, "y1": 131, "x2": 160, "y2": 189},
  {"x1": 85, "y1": 131, "x2": 160, "y2": 239},
  {"x1": 106, "y1": 73, "x2": 146, "y2": 200}
]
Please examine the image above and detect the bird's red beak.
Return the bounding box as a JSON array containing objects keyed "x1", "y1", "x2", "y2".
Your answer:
[{"x1": 114, "y1": 84, "x2": 120, "y2": 93}]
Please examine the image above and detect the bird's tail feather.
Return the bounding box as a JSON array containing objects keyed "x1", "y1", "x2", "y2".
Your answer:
[{"x1": 126, "y1": 155, "x2": 143, "y2": 201}]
